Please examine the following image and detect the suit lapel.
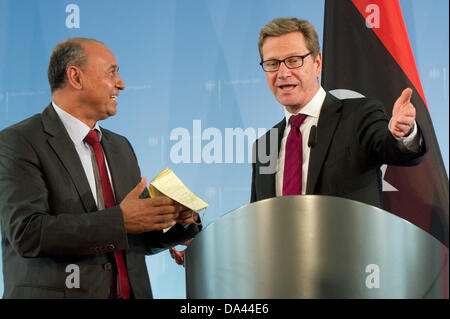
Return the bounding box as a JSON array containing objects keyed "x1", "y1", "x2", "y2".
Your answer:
[
  {"x1": 306, "y1": 93, "x2": 343, "y2": 194},
  {"x1": 257, "y1": 118, "x2": 285, "y2": 199},
  {"x1": 42, "y1": 104, "x2": 97, "y2": 213},
  {"x1": 266, "y1": 118, "x2": 285, "y2": 159}
]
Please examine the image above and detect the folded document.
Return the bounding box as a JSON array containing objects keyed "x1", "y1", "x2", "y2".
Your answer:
[{"x1": 149, "y1": 168, "x2": 208, "y2": 232}]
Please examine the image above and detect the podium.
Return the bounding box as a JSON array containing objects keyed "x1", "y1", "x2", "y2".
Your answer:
[{"x1": 185, "y1": 196, "x2": 448, "y2": 298}]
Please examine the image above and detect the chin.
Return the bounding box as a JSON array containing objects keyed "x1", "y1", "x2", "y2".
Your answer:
[
  {"x1": 107, "y1": 107, "x2": 117, "y2": 117},
  {"x1": 278, "y1": 98, "x2": 301, "y2": 109},
  {"x1": 276, "y1": 94, "x2": 298, "y2": 104},
  {"x1": 285, "y1": 105, "x2": 303, "y2": 114}
]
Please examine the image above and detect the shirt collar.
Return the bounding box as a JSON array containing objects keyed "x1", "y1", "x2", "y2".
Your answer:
[
  {"x1": 284, "y1": 86, "x2": 326, "y2": 126},
  {"x1": 52, "y1": 101, "x2": 102, "y2": 145}
]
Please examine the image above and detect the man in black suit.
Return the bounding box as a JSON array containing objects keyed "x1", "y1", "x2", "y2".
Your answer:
[
  {"x1": 0, "y1": 38, "x2": 201, "y2": 298},
  {"x1": 251, "y1": 18, "x2": 426, "y2": 207}
]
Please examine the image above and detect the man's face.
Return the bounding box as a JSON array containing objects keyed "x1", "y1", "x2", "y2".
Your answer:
[
  {"x1": 79, "y1": 42, "x2": 125, "y2": 121},
  {"x1": 262, "y1": 31, "x2": 322, "y2": 113}
]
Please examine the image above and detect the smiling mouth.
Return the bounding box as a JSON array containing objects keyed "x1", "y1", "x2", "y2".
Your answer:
[
  {"x1": 278, "y1": 84, "x2": 297, "y2": 91},
  {"x1": 111, "y1": 95, "x2": 118, "y2": 100}
]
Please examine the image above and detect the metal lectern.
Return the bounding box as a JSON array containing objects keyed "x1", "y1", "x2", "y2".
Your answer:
[{"x1": 185, "y1": 195, "x2": 448, "y2": 298}]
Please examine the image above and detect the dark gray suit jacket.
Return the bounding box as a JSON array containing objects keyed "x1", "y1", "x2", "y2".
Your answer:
[
  {"x1": 251, "y1": 93, "x2": 427, "y2": 208},
  {"x1": 0, "y1": 104, "x2": 200, "y2": 298}
]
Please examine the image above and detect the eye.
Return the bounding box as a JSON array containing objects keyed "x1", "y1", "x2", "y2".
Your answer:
[
  {"x1": 109, "y1": 69, "x2": 118, "y2": 78},
  {"x1": 108, "y1": 66, "x2": 119, "y2": 76},
  {"x1": 287, "y1": 57, "x2": 299, "y2": 63},
  {"x1": 265, "y1": 60, "x2": 278, "y2": 67}
]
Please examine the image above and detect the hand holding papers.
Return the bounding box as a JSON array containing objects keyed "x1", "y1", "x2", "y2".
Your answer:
[{"x1": 149, "y1": 168, "x2": 208, "y2": 232}]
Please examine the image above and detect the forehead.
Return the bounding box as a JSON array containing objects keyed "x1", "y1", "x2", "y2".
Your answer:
[
  {"x1": 262, "y1": 31, "x2": 307, "y2": 59},
  {"x1": 83, "y1": 42, "x2": 118, "y2": 68}
]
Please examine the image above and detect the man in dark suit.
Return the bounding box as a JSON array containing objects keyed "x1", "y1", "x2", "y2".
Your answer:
[
  {"x1": 251, "y1": 18, "x2": 426, "y2": 207},
  {"x1": 0, "y1": 38, "x2": 201, "y2": 298}
]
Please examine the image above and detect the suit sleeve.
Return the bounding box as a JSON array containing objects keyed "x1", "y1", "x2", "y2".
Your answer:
[
  {"x1": 0, "y1": 128, "x2": 128, "y2": 258},
  {"x1": 355, "y1": 99, "x2": 427, "y2": 165}
]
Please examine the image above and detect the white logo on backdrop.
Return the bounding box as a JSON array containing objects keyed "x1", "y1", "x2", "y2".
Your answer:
[
  {"x1": 66, "y1": 4, "x2": 80, "y2": 29},
  {"x1": 169, "y1": 120, "x2": 267, "y2": 164},
  {"x1": 166, "y1": 120, "x2": 278, "y2": 174}
]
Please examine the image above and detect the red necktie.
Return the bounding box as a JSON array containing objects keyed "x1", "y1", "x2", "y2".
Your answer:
[
  {"x1": 84, "y1": 129, "x2": 130, "y2": 299},
  {"x1": 283, "y1": 114, "x2": 307, "y2": 196}
]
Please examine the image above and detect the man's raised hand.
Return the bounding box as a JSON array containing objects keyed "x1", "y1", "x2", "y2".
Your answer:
[{"x1": 390, "y1": 88, "x2": 416, "y2": 138}]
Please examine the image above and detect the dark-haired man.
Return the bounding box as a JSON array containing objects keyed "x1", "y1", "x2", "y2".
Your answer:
[
  {"x1": 251, "y1": 18, "x2": 426, "y2": 207},
  {"x1": 0, "y1": 38, "x2": 201, "y2": 298}
]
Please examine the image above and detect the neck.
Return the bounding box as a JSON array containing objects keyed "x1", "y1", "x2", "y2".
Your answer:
[
  {"x1": 52, "y1": 91, "x2": 97, "y2": 128},
  {"x1": 285, "y1": 104, "x2": 304, "y2": 114}
]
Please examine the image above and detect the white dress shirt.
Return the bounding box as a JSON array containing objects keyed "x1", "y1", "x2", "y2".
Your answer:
[
  {"x1": 275, "y1": 86, "x2": 419, "y2": 196},
  {"x1": 52, "y1": 102, "x2": 114, "y2": 207}
]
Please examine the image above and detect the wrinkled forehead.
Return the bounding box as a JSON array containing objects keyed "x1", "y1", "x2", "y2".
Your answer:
[{"x1": 262, "y1": 32, "x2": 307, "y2": 60}]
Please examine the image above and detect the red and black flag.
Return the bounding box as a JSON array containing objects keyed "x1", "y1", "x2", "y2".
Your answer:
[{"x1": 321, "y1": 0, "x2": 449, "y2": 247}]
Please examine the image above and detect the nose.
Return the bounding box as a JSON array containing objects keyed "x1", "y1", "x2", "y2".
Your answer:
[
  {"x1": 277, "y1": 61, "x2": 292, "y2": 79},
  {"x1": 116, "y1": 74, "x2": 126, "y2": 90}
]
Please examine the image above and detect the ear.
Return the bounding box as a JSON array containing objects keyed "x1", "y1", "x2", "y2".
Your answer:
[
  {"x1": 314, "y1": 52, "x2": 322, "y2": 78},
  {"x1": 66, "y1": 66, "x2": 83, "y2": 90}
]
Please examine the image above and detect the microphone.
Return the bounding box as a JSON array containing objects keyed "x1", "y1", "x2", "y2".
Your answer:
[{"x1": 308, "y1": 125, "x2": 317, "y2": 148}]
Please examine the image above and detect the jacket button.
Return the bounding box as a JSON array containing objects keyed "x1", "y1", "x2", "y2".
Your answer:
[
  {"x1": 103, "y1": 262, "x2": 113, "y2": 271},
  {"x1": 107, "y1": 244, "x2": 115, "y2": 251}
]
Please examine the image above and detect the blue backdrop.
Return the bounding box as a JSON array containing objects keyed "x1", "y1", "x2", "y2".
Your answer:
[{"x1": 0, "y1": 0, "x2": 448, "y2": 298}]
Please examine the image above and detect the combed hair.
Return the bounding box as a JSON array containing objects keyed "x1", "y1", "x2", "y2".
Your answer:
[{"x1": 258, "y1": 18, "x2": 320, "y2": 61}]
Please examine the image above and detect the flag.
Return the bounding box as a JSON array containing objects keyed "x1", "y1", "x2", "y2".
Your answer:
[{"x1": 321, "y1": 0, "x2": 449, "y2": 248}]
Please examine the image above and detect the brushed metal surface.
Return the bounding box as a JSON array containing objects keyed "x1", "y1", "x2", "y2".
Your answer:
[{"x1": 185, "y1": 195, "x2": 448, "y2": 298}]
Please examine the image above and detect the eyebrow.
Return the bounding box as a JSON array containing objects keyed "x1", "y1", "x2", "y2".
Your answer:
[{"x1": 264, "y1": 53, "x2": 304, "y2": 61}]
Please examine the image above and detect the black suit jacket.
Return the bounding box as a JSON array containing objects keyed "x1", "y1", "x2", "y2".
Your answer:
[
  {"x1": 251, "y1": 93, "x2": 427, "y2": 208},
  {"x1": 0, "y1": 104, "x2": 200, "y2": 298}
]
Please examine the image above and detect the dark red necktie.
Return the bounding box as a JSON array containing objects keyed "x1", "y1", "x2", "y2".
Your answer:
[
  {"x1": 283, "y1": 114, "x2": 307, "y2": 196},
  {"x1": 84, "y1": 129, "x2": 130, "y2": 299}
]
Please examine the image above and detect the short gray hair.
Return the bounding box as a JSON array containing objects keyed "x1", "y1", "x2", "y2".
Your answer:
[{"x1": 47, "y1": 38, "x2": 102, "y2": 93}]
